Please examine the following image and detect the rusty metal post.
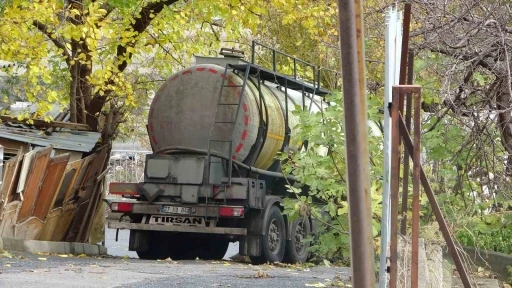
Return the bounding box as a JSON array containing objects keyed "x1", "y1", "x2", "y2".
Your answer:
[
  {"x1": 337, "y1": 1, "x2": 376, "y2": 286},
  {"x1": 411, "y1": 87, "x2": 422, "y2": 288},
  {"x1": 398, "y1": 3, "x2": 412, "y2": 87},
  {"x1": 400, "y1": 50, "x2": 415, "y2": 235},
  {"x1": 396, "y1": 86, "x2": 472, "y2": 288},
  {"x1": 389, "y1": 86, "x2": 401, "y2": 288}
]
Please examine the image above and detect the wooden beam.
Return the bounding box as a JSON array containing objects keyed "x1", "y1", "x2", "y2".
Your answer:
[{"x1": 0, "y1": 116, "x2": 91, "y2": 131}]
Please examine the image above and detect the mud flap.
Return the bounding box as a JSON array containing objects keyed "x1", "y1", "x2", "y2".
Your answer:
[
  {"x1": 239, "y1": 234, "x2": 261, "y2": 257},
  {"x1": 129, "y1": 230, "x2": 150, "y2": 252}
]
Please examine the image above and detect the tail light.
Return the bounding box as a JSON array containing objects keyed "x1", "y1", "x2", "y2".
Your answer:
[
  {"x1": 219, "y1": 206, "x2": 244, "y2": 217},
  {"x1": 111, "y1": 202, "x2": 133, "y2": 213}
]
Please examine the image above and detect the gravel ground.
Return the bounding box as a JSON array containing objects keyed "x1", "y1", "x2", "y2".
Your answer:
[
  {"x1": 0, "y1": 227, "x2": 350, "y2": 287},
  {"x1": 0, "y1": 250, "x2": 349, "y2": 288}
]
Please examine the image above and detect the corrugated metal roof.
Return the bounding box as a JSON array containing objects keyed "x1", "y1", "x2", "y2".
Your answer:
[{"x1": 0, "y1": 125, "x2": 101, "y2": 153}]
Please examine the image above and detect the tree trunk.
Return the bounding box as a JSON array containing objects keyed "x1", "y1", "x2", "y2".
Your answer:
[
  {"x1": 69, "y1": 63, "x2": 78, "y2": 123},
  {"x1": 496, "y1": 79, "x2": 512, "y2": 175}
]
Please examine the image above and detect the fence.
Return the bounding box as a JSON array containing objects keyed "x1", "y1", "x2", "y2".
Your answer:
[{"x1": 106, "y1": 150, "x2": 151, "y2": 190}]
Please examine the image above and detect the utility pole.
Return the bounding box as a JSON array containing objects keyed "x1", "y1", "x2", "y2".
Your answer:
[{"x1": 337, "y1": 1, "x2": 376, "y2": 287}]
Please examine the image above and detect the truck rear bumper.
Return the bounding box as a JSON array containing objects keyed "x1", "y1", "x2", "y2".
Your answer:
[{"x1": 107, "y1": 222, "x2": 247, "y2": 235}]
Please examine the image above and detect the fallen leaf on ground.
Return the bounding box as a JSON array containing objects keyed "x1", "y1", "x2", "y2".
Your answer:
[
  {"x1": 58, "y1": 254, "x2": 69, "y2": 258},
  {"x1": 323, "y1": 259, "x2": 331, "y2": 267},
  {"x1": 254, "y1": 270, "x2": 269, "y2": 278},
  {"x1": 4, "y1": 264, "x2": 10, "y2": 267},
  {"x1": 305, "y1": 283, "x2": 326, "y2": 287},
  {"x1": 38, "y1": 258, "x2": 47, "y2": 261},
  {"x1": 0, "y1": 251, "x2": 13, "y2": 258}
]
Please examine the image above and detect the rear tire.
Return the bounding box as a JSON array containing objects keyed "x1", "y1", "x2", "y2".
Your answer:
[
  {"x1": 284, "y1": 216, "x2": 311, "y2": 264},
  {"x1": 167, "y1": 236, "x2": 229, "y2": 260},
  {"x1": 196, "y1": 238, "x2": 229, "y2": 260},
  {"x1": 250, "y1": 205, "x2": 286, "y2": 264},
  {"x1": 135, "y1": 231, "x2": 169, "y2": 260}
]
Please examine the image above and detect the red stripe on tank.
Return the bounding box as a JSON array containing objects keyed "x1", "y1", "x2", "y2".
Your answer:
[
  {"x1": 243, "y1": 104, "x2": 248, "y2": 112},
  {"x1": 149, "y1": 122, "x2": 153, "y2": 132},
  {"x1": 232, "y1": 156, "x2": 237, "y2": 160},
  {"x1": 241, "y1": 129, "x2": 247, "y2": 140},
  {"x1": 244, "y1": 116, "x2": 249, "y2": 126},
  {"x1": 235, "y1": 143, "x2": 243, "y2": 153},
  {"x1": 196, "y1": 67, "x2": 206, "y2": 71},
  {"x1": 182, "y1": 70, "x2": 192, "y2": 75},
  {"x1": 151, "y1": 135, "x2": 158, "y2": 145},
  {"x1": 208, "y1": 68, "x2": 218, "y2": 74},
  {"x1": 229, "y1": 81, "x2": 237, "y2": 91},
  {"x1": 170, "y1": 75, "x2": 179, "y2": 82},
  {"x1": 221, "y1": 74, "x2": 229, "y2": 80}
]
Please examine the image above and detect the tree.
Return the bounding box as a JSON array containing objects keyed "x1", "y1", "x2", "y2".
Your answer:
[{"x1": 0, "y1": 0, "x2": 268, "y2": 142}]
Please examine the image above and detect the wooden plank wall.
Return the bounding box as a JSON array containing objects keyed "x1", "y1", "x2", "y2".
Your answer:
[{"x1": 0, "y1": 145, "x2": 105, "y2": 243}]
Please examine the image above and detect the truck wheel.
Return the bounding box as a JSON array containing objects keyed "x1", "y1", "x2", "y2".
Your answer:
[
  {"x1": 136, "y1": 231, "x2": 168, "y2": 260},
  {"x1": 167, "y1": 235, "x2": 196, "y2": 260},
  {"x1": 250, "y1": 205, "x2": 286, "y2": 264},
  {"x1": 196, "y1": 238, "x2": 229, "y2": 260},
  {"x1": 284, "y1": 216, "x2": 311, "y2": 264}
]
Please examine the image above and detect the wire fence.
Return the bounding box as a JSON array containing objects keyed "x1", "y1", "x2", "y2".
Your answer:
[{"x1": 106, "y1": 150, "x2": 151, "y2": 192}]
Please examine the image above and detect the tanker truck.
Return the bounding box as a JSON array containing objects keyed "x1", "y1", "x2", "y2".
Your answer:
[{"x1": 107, "y1": 42, "x2": 334, "y2": 264}]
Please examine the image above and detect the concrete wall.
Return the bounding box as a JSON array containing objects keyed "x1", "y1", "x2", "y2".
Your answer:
[{"x1": 461, "y1": 246, "x2": 512, "y2": 280}]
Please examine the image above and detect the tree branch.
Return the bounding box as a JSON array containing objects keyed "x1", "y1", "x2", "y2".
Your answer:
[
  {"x1": 32, "y1": 20, "x2": 71, "y2": 64},
  {"x1": 115, "y1": 0, "x2": 180, "y2": 73}
]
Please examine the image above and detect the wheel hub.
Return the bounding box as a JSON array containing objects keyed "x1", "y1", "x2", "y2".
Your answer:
[
  {"x1": 268, "y1": 220, "x2": 281, "y2": 253},
  {"x1": 295, "y1": 221, "x2": 306, "y2": 254}
]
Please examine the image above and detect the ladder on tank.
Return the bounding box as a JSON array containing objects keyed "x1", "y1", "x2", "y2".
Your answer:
[{"x1": 206, "y1": 63, "x2": 251, "y2": 187}]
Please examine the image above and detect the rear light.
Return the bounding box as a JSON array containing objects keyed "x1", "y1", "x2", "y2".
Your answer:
[
  {"x1": 111, "y1": 202, "x2": 133, "y2": 213},
  {"x1": 219, "y1": 206, "x2": 244, "y2": 217},
  {"x1": 109, "y1": 182, "x2": 139, "y2": 196}
]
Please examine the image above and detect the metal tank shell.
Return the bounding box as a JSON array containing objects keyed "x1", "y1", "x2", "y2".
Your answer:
[{"x1": 148, "y1": 62, "x2": 328, "y2": 171}]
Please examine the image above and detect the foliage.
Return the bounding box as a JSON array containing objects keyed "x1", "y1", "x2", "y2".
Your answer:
[
  {"x1": 508, "y1": 265, "x2": 512, "y2": 284},
  {"x1": 278, "y1": 92, "x2": 384, "y2": 263},
  {"x1": 0, "y1": 0, "x2": 268, "y2": 138},
  {"x1": 409, "y1": 0, "x2": 512, "y2": 255},
  {"x1": 456, "y1": 212, "x2": 512, "y2": 254}
]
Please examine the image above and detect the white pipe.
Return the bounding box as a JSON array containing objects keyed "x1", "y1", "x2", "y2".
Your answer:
[{"x1": 379, "y1": 6, "x2": 401, "y2": 288}]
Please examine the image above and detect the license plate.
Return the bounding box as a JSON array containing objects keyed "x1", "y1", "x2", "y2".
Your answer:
[
  {"x1": 148, "y1": 215, "x2": 205, "y2": 226},
  {"x1": 161, "y1": 205, "x2": 191, "y2": 215}
]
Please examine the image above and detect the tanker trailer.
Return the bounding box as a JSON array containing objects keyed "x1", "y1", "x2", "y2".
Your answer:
[{"x1": 107, "y1": 46, "x2": 333, "y2": 264}]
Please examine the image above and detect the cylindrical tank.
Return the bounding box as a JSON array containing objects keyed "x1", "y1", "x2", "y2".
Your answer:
[{"x1": 148, "y1": 62, "x2": 326, "y2": 171}]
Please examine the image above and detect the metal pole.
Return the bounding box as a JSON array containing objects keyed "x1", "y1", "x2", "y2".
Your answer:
[
  {"x1": 251, "y1": 41, "x2": 255, "y2": 64},
  {"x1": 400, "y1": 50, "x2": 415, "y2": 235},
  {"x1": 338, "y1": 1, "x2": 375, "y2": 287},
  {"x1": 411, "y1": 89, "x2": 422, "y2": 288},
  {"x1": 272, "y1": 50, "x2": 277, "y2": 72},
  {"x1": 379, "y1": 7, "x2": 398, "y2": 288},
  {"x1": 293, "y1": 58, "x2": 297, "y2": 79},
  {"x1": 389, "y1": 86, "x2": 401, "y2": 288}
]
